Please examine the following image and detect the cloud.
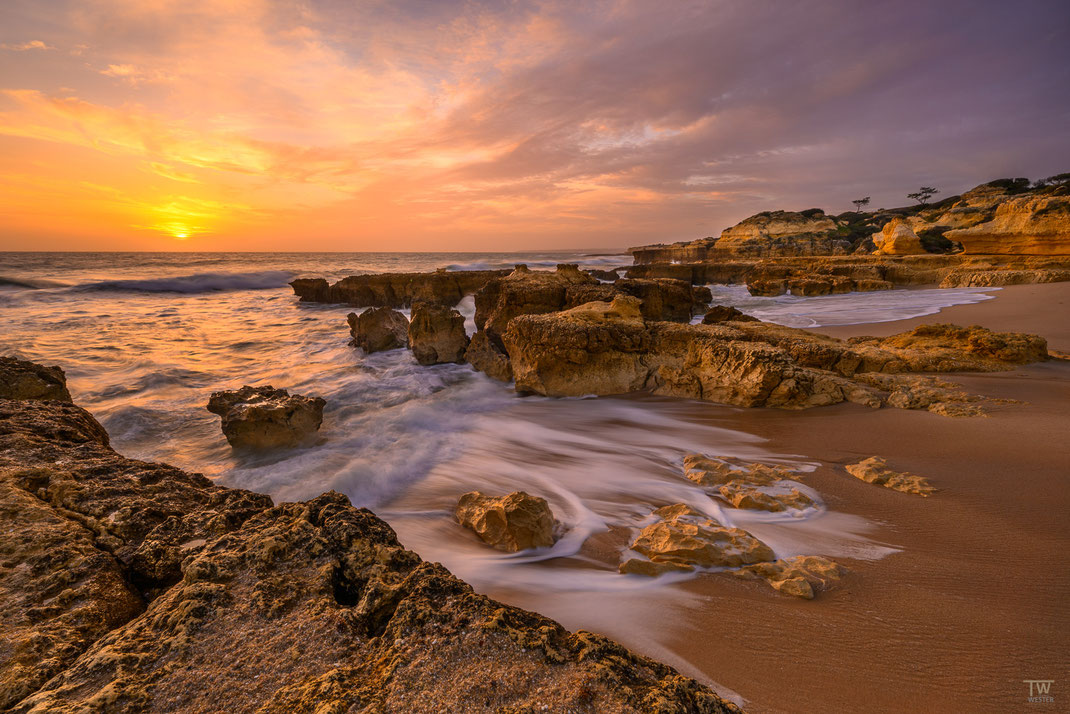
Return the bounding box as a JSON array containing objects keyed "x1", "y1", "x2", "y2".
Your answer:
[
  {"x1": 0, "y1": 0, "x2": 1068, "y2": 249},
  {"x1": 1, "y1": 40, "x2": 53, "y2": 51}
]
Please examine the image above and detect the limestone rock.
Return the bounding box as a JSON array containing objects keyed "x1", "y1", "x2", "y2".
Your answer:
[
  {"x1": 474, "y1": 264, "x2": 598, "y2": 345},
  {"x1": 0, "y1": 398, "x2": 271, "y2": 708},
  {"x1": 206, "y1": 385, "x2": 326, "y2": 449},
  {"x1": 407, "y1": 303, "x2": 469, "y2": 365},
  {"x1": 702, "y1": 305, "x2": 758, "y2": 324},
  {"x1": 614, "y1": 278, "x2": 697, "y2": 321},
  {"x1": 845, "y1": 456, "x2": 935, "y2": 496},
  {"x1": 454, "y1": 491, "x2": 557, "y2": 552},
  {"x1": 584, "y1": 268, "x2": 621, "y2": 281},
  {"x1": 717, "y1": 482, "x2": 815, "y2": 512},
  {"x1": 1, "y1": 375, "x2": 738, "y2": 713},
  {"x1": 0, "y1": 357, "x2": 72, "y2": 402},
  {"x1": 716, "y1": 210, "x2": 847, "y2": 257},
  {"x1": 347, "y1": 307, "x2": 409, "y2": 353},
  {"x1": 874, "y1": 218, "x2": 926, "y2": 255},
  {"x1": 291, "y1": 269, "x2": 509, "y2": 308},
  {"x1": 945, "y1": 194, "x2": 1070, "y2": 255},
  {"x1": 732, "y1": 556, "x2": 843, "y2": 599},
  {"x1": 621, "y1": 504, "x2": 774, "y2": 574},
  {"x1": 464, "y1": 331, "x2": 512, "y2": 381}
]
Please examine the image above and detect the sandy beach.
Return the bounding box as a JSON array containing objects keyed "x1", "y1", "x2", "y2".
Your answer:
[{"x1": 654, "y1": 282, "x2": 1070, "y2": 711}]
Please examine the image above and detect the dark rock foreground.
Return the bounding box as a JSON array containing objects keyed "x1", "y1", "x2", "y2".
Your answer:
[{"x1": 0, "y1": 366, "x2": 738, "y2": 713}]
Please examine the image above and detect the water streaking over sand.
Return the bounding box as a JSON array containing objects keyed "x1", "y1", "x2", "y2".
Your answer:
[{"x1": 699, "y1": 283, "x2": 999, "y2": 327}]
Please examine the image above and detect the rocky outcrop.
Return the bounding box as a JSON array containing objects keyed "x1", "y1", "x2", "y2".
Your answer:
[
  {"x1": 614, "y1": 278, "x2": 702, "y2": 321},
  {"x1": 407, "y1": 304, "x2": 469, "y2": 365},
  {"x1": 464, "y1": 332, "x2": 513, "y2": 381},
  {"x1": 0, "y1": 398, "x2": 272, "y2": 709},
  {"x1": 454, "y1": 491, "x2": 557, "y2": 552},
  {"x1": 731, "y1": 556, "x2": 842, "y2": 599},
  {"x1": 682, "y1": 454, "x2": 814, "y2": 512},
  {"x1": 206, "y1": 385, "x2": 326, "y2": 449},
  {"x1": 291, "y1": 269, "x2": 510, "y2": 308},
  {"x1": 619, "y1": 504, "x2": 774, "y2": 576},
  {"x1": 939, "y1": 267, "x2": 1070, "y2": 287},
  {"x1": 845, "y1": 456, "x2": 935, "y2": 495},
  {"x1": 874, "y1": 218, "x2": 926, "y2": 255},
  {"x1": 702, "y1": 306, "x2": 758, "y2": 324},
  {"x1": 347, "y1": 307, "x2": 409, "y2": 353},
  {"x1": 474, "y1": 264, "x2": 598, "y2": 346},
  {"x1": 0, "y1": 357, "x2": 72, "y2": 402},
  {"x1": 628, "y1": 237, "x2": 719, "y2": 264},
  {"x1": 0, "y1": 381, "x2": 738, "y2": 713},
  {"x1": 715, "y1": 210, "x2": 848, "y2": 257},
  {"x1": 502, "y1": 299, "x2": 1048, "y2": 412},
  {"x1": 584, "y1": 268, "x2": 621, "y2": 281},
  {"x1": 944, "y1": 194, "x2": 1070, "y2": 255}
]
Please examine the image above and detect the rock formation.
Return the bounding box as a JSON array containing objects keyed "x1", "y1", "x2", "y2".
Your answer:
[
  {"x1": 714, "y1": 210, "x2": 848, "y2": 257},
  {"x1": 845, "y1": 456, "x2": 935, "y2": 496},
  {"x1": 474, "y1": 264, "x2": 599, "y2": 346},
  {"x1": 454, "y1": 491, "x2": 557, "y2": 552},
  {"x1": 0, "y1": 357, "x2": 72, "y2": 402},
  {"x1": 945, "y1": 193, "x2": 1070, "y2": 254},
  {"x1": 291, "y1": 269, "x2": 509, "y2": 308},
  {"x1": 407, "y1": 303, "x2": 469, "y2": 365},
  {"x1": 464, "y1": 332, "x2": 513, "y2": 381},
  {"x1": 874, "y1": 218, "x2": 926, "y2": 255},
  {"x1": 619, "y1": 504, "x2": 774, "y2": 576},
  {"x1": 502, "y1": 299, "x2": 1048, "y2": 412},
  {"x1": 731, "y1": 556, "x2": 843, "y2": 599},
  {"x1": 347, "y1": 307, "x2": 409, "y2": 353},
  {"x1": 206, "y1": 385, "x2": 326, "y2": 449},
  {"x1": 0, "y1": 373, "x2": 738, "y2": 713},
  {"x1": 702, "y1": 306, "x2": 759, "y2": 324}
]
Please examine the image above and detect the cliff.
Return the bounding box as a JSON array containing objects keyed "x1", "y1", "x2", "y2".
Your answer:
[{"x1": 0, "y1": 365, "x2": 737, "y2": 713}]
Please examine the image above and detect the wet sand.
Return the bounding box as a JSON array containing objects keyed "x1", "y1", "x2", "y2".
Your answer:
[{"x1": 652, "y1": 282, "x2": 1070, "y2": 712}]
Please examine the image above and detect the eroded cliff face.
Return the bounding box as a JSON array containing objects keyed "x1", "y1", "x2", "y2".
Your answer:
[
  {"x1": 944, "y1": 194, "x2": 1070, "y2": 254},
  {"x1": 291, "y1": 269, "x2": 510, "y2": 308},
  {"x1": 628, "y1": 178, "x2": 1070, "y2": 263},
  {"x1": 714, "y1": 211, "x2": 847, "y2": 258},
  {"x1": 0, "y1": 363, "x2": 736, "y2": 713}
]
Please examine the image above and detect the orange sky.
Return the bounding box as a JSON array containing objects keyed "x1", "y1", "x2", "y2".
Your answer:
[{"x1": 1, "y1": 0, "x2": 1067, "y2": 251}]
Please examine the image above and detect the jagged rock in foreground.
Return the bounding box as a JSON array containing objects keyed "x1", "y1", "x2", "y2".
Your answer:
[
  {"x1": 0, "y1": 356, "x2": 72, "y2": 402},
  {"x1": 502, "y1": 298, "x2": 1048, "y2": 412},
  {"x1": 206, "y1": 385, "x2": 326, "y2": 449},
  {"x1": 347, "y1": 306, "x2": 409, "y2": 353},
  {"x1": 845, "y1": 456, "x2": 935, "y2": 496},
  {"x1": 455, "y1": 491, "x2": 557, "y2": 552},
  {"x1": 290, "y1": 269, "x2": 510, "y2": 308},
  {"x1": 474, "y1": 264, "x2": 600, "y2": 345},
  {"x1": 407, "y1": 303, "x2": 469, "y2": 365},
  {"x1": 0, "y1": 392, "x2": 737, "y2": 713}
]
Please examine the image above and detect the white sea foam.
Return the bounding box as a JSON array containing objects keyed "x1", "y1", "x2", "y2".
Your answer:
[{"x1": 701, "y1": 283, "x2": 999, "y2": 327}]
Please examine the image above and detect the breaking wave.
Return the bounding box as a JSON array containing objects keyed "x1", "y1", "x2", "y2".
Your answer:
[{"x1": 75, "y1": 270, "x2": 295, "y2": 294}]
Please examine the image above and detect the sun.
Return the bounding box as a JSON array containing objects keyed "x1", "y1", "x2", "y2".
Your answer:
[{"x1": 173, "y1": 231, "x2": 189, "y2": 239}]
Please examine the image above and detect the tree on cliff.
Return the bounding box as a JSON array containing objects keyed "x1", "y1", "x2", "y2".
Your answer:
[
  {"x1": 907, "y1": 187, "x2": 939, "y2": 206},
  {"x1": 851, "y1": 196, "x2": 871, "y2": 211}
]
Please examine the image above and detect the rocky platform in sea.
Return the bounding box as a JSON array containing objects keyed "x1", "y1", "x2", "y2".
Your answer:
[{"x1": 0, "y1": 360, "x2": 737, "y2": 713}]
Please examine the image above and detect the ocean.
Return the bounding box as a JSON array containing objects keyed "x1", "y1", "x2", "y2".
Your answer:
[{"x1": 0, "y1": 250, "x2": 997, "y2": 680}]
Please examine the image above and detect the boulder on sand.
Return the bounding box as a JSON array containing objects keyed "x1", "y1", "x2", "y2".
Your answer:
[
  {"x1": 408, "y1": 303, "x2": 469, "y2": 365},
  {"x1": 845, "y1": 456, "x2": 935, "y2": 495},
  {"x1": 454, "y1": 491, "x2": 557, "y2": 552},
  {"x1": 347, "y1": 307, "x2": 409, "y2": 353},
  {"x1": 206, "y1": 385, "x2": 326, "y2": 449}
]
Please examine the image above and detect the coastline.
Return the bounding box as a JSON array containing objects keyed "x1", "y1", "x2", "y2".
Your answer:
[{"x1": 660, "y1": 283, "x2": 1070, "y2": 711}]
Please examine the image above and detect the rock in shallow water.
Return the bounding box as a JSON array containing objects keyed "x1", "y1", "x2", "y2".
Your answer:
[
  {"x1": 732, "y1": 556, "x2": 843, "y2": 599},
  {"x1": 454, "y1": 491, "x2": 557, "y2": 552},
  {"x1": 464, "y1": 331, "x2": 513, "y2": 381},
  {"x1": 206, "y1": 385, "x2": 326, "y2": 449},
  {"x1": 408, "y1": 303, "x2": 469, "y2": 365},
  {"x1": 347, "y1": 306, "x2": 409, "y2": 353}
]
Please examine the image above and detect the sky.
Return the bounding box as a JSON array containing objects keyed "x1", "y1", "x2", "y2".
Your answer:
[{"x1": 1, "y1": 0, "x2": 1068, "y2": 252}]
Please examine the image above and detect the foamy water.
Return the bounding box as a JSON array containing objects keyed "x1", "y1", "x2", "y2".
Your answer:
[{"x1": 2, "y1": 250, "x2": 986, "y2": 676}]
